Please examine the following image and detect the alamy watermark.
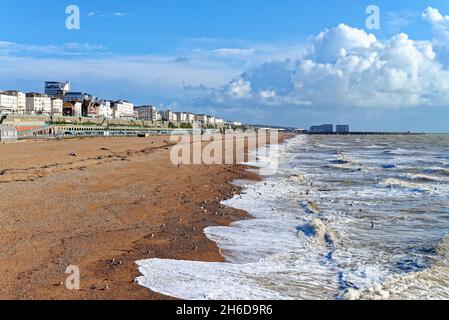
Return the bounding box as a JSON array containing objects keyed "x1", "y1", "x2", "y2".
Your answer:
[
  {"x1": 66, "y1": 5, "x2": 80, "y2": 30},
  {"x1": 65, "y1": 265, "x2": 80, "y2": 290},
  {"x1": 366, "y1": 5, "x2": 381, "y2": 30},
  {"x1": 170, "y1": 129, "x2": 280, "y2": 176}
]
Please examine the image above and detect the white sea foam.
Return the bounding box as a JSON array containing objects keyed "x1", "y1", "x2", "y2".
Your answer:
[{"x1": 136, "y1": 134, "x2": 449, "y2": 300}]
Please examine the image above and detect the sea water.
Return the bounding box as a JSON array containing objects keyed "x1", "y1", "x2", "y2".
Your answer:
[{"x1": 136, "y1": 134, "x2": 449, "y2": 300}]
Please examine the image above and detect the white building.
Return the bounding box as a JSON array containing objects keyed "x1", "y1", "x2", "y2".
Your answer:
[
  {"x1": 97, "y1": 101, "x2": 113, "y2": 119},
  {"x1": 135, "y1": 105, "x2": 157, "y2": 121},
  {"x1": 51, "y1": 98, "x2": 63, "y2": 115},
  {"x1": 207, "y1": 116, "x2": 216, "y2": 126},
  {"x1": 0, "y1": 93, "x2": 16, "y2": 114},
  {"x1": 215, "y1": 118, "x2": 225, "y2": 126},
  {"x1": 26, "y1": 93, "x2": 52, "y2": 115},
  {"x1": 195, "y1": 114, "x2": 208, "y2": 124},
  {"x1": 186, "y1": 113, "x2": 195, "y2": 123},
  {"x1": 163, "y1": 110, "x2": 177, "y2": 122},
  {"x1": 175, "y1": 112, "x2": 188, "y2": 123},
  {"x1": 0, "y1": 90, "x2": 26, "y2": 114},
  {"x1": 112, "y1": 100, "x2": 134, "y2": 119}
]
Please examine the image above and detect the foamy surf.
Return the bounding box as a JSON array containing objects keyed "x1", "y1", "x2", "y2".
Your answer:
[{"x1": 136, "y1": 134, "x2": 449, "y2": 300}]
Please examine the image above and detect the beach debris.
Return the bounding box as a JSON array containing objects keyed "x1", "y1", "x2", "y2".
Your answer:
[{"x1": 69, "y1": 152, "x2": 77, "y2": 157}]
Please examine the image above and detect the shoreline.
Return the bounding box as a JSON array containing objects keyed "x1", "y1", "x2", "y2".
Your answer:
[{"x1": 0, "y1": 133, "x2": 295, "y2": 300}]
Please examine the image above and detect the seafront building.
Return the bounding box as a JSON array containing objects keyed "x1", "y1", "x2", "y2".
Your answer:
[
  {"x1": 26, "y1": 93, "x2": 52, "y2": 115},
  {"x1": 1, "y1": 81, "x2": 243, "y2": 131},
  {"x1": 97, "y1": 100, "x2": 114, "y2": 119},
  {"x1": 112, "y1": 100, "x2": 135, "y2": 119},
  {"x1": 63, "y1": 101, "x2": 82, "y2": 117},
  {"x1": 186, "y1": 113, "x2": 195, "y2": 123},
  {"x1": 309, "y1": 124, "x2": 334, "y2": 133},
  {"x1": 195, "y1": 114, "x2": 208, "y2": 124},
  {"x1": 162, "y1": 110, "x2": 178, "y2": 122},
  {"x1": 135, "y1": 105, "x2": 157, "y2": 121},
  {"x1": 308, "y1": 124, "x2": 350, "y2": 134},
  {"x1": 44, "y1": 81, "x2": 71, "y2": 98},
  {"x1": 336, "y1": 125, "x2": 350, "y2": 133},
  {"x1": 51, "y1": 98, "x2": 64, "y2": 115},
  {"x1": 0, "y1": 90, "x2": 26, "y2": 114},
  {"x1": 64, "y1": 92, "x2": 95, "y2": 103}
]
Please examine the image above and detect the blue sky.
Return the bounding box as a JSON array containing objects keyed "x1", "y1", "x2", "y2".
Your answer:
[{"x1": 1, "y1": 0, "x2": 449, "y2": 131}]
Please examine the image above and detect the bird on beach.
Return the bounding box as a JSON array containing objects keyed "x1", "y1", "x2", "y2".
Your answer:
[{"x1": 370, "y1": 221, "x2": 374, "y2": 230}]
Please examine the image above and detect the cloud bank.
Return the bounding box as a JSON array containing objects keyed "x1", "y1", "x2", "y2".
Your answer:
[{"x1": 189, "y1": 8, "x2": 449, "y2": 110}]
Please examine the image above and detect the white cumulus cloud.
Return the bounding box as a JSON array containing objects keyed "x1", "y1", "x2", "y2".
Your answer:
[{"x1": 189, "y1": 9, "x2": 449, "y2": 110}]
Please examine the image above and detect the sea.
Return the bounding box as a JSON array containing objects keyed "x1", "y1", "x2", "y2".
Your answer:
[{"x1": 136, "y1": 134, "x2": 449, "y2": 300}]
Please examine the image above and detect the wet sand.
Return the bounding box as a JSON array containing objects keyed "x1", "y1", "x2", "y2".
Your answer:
[{"x1": 0, "y1": 133, "x2": 293, "y2": 300}]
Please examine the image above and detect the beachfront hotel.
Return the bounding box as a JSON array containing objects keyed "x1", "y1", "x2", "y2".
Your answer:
[{"x1": 0, "y1": 90, "x2": 26, "y2": 114}]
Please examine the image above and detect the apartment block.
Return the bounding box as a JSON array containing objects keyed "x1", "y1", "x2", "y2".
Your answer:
[
  {"x1": 135, "y1": 105, "x2": 157, "y2": 121},
  {"x1": 26, "y1": 93, "x2": 52, "y2": 114},
  {"x1": 44, "y1": 81, "x2": 71, "y2": 97},
  {"x1": 112, "y1": 100, "x2": 134, "y2": 119},
  {"x1": 0, "y1": 90, "x2": 26, "y2": 114},
  {"x1": 51, "y1": 98, "x2": 64, "y2": 115},
  {"x1": 336, "y1": 125, "x2": 350, "y2": 133},
  {"x1": 309, "y1": 124, "x2": 334, "y2": 133}
]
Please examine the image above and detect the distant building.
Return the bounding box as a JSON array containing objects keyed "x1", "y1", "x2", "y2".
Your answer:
[
  {"x1": 63, "y1": 101, "x2": 82, "y2": 117},
  {"x1": 163, "y1": 110, "x2": 177, "y2": 122},
  {"x1": 64, "y1": 92, "x2": 94, "y2": 103},
  {"x1": 96, "y1": 100, "x2": 113, "y2": 119},
  {"x1": 207, "y1": 116, "x2": 215, "y2": 126},
  {"x1": 186, "y1": 113, "x2": 195, "y2": 123},
  {"x1": 195, "y1": 114, "x2": 208, "y2": 124},
  {"x1": 0, "y1": 90, "x2": 26, "y2": 114},
  {"x1": 215, "y1": 118, "x2": 225, "y2": 127},
  {"x1": 51, "y1": 98, "x2": 63, "y2": 115},
  {"x1": 135, "y1": 105, "x2": 157, "y2": 121},
  {"x1": 309, "y1": 124, "x2": 334, "y2": 133},
  {"x1": 26, "y1": 93, "x2": 52, "y2": 114},
  {"x1": 175, "y1": 112, "x2": 190, "y2": 123},
  {"x1": 44, "y1": 81, "x2": 71, "y2": 97},
  {"x1": 336, "y1": 125, "x2": 350, "y2": 134},
  {"x1": 112, "y1": 100, "x2": 134, "y2": 119}
]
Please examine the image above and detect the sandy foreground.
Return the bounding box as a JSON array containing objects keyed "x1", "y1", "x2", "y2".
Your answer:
[{"x1": 0, "y1": 133, "x2": 293, "y2": 300}]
